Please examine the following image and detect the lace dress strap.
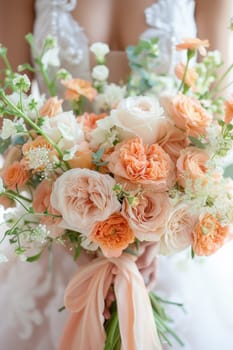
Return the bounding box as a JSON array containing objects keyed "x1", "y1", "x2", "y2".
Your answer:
[
  {"x1": 141, "y1": 0, "x2": 197, "y2": 74},
  {"x1": 33, "y1": 0, "x2": 90, "y2": 95}
]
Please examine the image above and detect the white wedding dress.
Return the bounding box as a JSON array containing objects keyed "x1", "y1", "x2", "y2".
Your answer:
[{"x1": 1, "y1": 1, "x2": 233, "y2": 350}]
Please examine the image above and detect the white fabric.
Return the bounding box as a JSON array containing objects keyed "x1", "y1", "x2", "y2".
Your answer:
[{"x1": 2, "y1": 1, "x2": 233, "y2": 349}]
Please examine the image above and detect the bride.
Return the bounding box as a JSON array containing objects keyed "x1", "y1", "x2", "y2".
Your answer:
[{"x1": 0, "y1": 1, "x2": 233, "y2": 349}]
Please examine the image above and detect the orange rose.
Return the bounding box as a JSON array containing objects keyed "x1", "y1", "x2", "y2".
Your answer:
[
  {"x1": 106, "y1": 138, "x2": 175, "y2": 191},
  {"x1": 175, "y1": 62, "x2": 198, "y2": 91},
  {"x1": 0, "y1": 195, "x2": 15, "y2": 209},
  {"x1": 169, "y1": 93, "x2": 212, "y2": 137},
  {"x1": 90, "y1": 213, "x2": 135, "y2": 258},
  {"x1": 22, "y1": 136, "x2": 57, "y2": 172},
  {"x1": 176, "y1": 38, "x2": 209, "y2": 56},
  {"x1": 67, "y1": 143, "x2": 93, "y2": 169},
  {"x1": 3, "y1": 161, "x2": 29, "y2": 190},
  {"x1": 78, "y1": 112, "x2": 107, "y2": 131},
  {"x1": 39, "y1": 96, "x2": 63, "y2": 117},
  {"x1": 0, "y1": 146, "x2": 21, "y2": 176},
  {"x1": 224, "y1": 95, "x2": 233, "y2": 124},
  {"x1": 62, "y1": 78, "x2": 97, "y2": 101},
  {"x1": 22, "y1": 136, "x2": 54, "y2": 154},
  {"x1": 192, "y1": 214, "x2": 228, "y2": 256},
  {"x1": 176, "y1": 147, "x2": 209, "y2": 187}
]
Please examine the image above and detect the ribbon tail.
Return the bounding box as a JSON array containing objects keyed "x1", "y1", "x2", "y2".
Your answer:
[
  {"x1": 59, "y1": 258, "x2": 113, "y2": 350},
  {"x1": 113, "y1": 255, "x2": 162, "y2": 350}
]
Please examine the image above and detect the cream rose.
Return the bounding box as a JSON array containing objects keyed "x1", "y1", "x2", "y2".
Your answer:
[
  {"x1": 110, "y1": 96, "x2": 166, "y2": 144},
  {"x1": 159, "y1": 204, "x2": 196, "y2": 255},
  {"x1": 50, "y1": 169, "x2": 121, "y2": 234},
  {"x1": 41, "y1": 111, "x2": 84, "y2": 151},
  {"x1": 121, "y1": 191, "x2": 170, "y2": 241}
]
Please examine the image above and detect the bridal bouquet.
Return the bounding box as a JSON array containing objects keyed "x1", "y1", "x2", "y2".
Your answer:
[{"x1": 1, "y1": 33, "x2": 233, "y2": 349}]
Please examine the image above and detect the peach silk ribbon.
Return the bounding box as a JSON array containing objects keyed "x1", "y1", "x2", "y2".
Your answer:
[{"x1": 59, "y1": 254, "x2": 162, "y2": 350}]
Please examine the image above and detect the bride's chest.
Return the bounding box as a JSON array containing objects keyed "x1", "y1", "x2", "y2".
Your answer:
[{"x1": 72, "y1": 0, "x2": 155, "y2": 51}]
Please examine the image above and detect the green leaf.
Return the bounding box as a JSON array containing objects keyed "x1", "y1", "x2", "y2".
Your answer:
[
  {"x1": 26, "y1": 251, "x2": 43, "y2": 262},
  {"x1": 191, "y1": 246, "x2": 195, "y2": 259},
  {"x1": 0, "y1": 137, "x2": 11, "y2": 154},
  {"x1": 223, "y1": 164, "x2": 233, "y2": 179},
  {"x1": 189, "y1": 136, "x2": 206, "y2": 149}
]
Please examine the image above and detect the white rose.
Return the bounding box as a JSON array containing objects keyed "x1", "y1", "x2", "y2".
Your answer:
[
  {"x1": 90, "y1": 42, "x2": 110, "y2": 62},
  {"x1": 110, "y1": 96, "x2": 166, "y2": 144},
  {"x1": 41, "y1": 111, "x2": 84, "y2": 151},
  {"x1": 92, "y1": 65, "x2": 109, "y2": 81},
  {"x1": 159, "y1": 204, "x2": 196, "y2": 255}
]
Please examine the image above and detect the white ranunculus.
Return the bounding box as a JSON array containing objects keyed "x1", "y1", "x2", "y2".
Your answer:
[
  {"x1": 41, "y1": 111, "x2": 84, "y2": 151},
  {"x1": 94, "y1": 83, "x2": 126, "y2": 111},
  {"x1": 1, "y1": 119, "x2": 17, "y2": 139},
  {"x1": 92, "y1": 65, "x2": 109, "y2": 81},
  {"x1": 90, "y1": 116, "x2": 118, "y2": 150},
  {"x1": 90, "y1": 42, "x2": 110, "y2": 62},
  {"x1": 110, "y1": 96, "x2": 166, "y2": 144}
]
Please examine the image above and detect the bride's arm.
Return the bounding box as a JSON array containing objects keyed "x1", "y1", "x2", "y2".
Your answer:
[
  {"x1": 0, "y1": 0, "x2": 35, "y2": 77},
  {"x1": 195, "y1": 0, "x2": 233, "y2": 94}
]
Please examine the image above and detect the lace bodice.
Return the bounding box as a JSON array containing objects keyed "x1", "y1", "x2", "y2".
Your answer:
[{"x1": 33, "y1": 0, "x2": 196, "y2": 93}]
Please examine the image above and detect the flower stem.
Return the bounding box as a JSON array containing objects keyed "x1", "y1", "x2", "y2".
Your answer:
[
  {"x1": 178, "y1": 49, "x2": 194, "y2": 93},
  {"x1": 0, "y1": 91, "x2": 70, "y2": 168},
  {"x1": 210, "y1": 63, "x2": 233, "y2": 97}
]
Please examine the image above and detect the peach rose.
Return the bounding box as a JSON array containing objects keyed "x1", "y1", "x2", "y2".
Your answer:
[
  {"x1": 224, "y1": 96, "x2": 233, "y2": 124},
  {"x1": 176, "y1": 147, "x2": 209, "y2": 188},
  {"x1": 156, "y1": 119, "x2": 189, "y2": 162},
  {"x1": 121, "y1": 191, "x2": 170, "y2": 241},
  {"x1": 50, "y1": 168, "x2": 121, "y2": 234},
  {"x1": 176, "y1": 38, "x2": 209, "y2": 56},
  {"x1": 169, "y1": 93, "x2": 212, "y2": 137},
  {"x1": 160, "y1": 204, "x2": 196, "y2": 255},
  {"x1": 3, "y1": 161, "x2": 29, "y2": 190},
  {"x1": 33, "y1": 179, "x2": 63, "y2": 237},
  {"x1": 90, "y1": 213, "x2": 135, "y2": 258},
  {"x1": 192, "y1": 214, "x2": 229, "y2": 256},
  {"x1": 106, "y1": 138, "x2": 175, "y2": 191},
  {"x1": 110, "y1": 96, "x2": 166, "y2": 145},
  {"x1": 175, "y1": 62, "x2": 198, "y2": 91},
  {"x1": 39, "y1": 96, "x2": 63, "y2": 117},
  {"x1": 62, "y1": 78, "x2": 97, "y2": 102}
]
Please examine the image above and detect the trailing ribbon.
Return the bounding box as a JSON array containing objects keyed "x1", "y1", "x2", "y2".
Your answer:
[{"x1": 59, "y1": 254, "x2": 162, "y2": 350}]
